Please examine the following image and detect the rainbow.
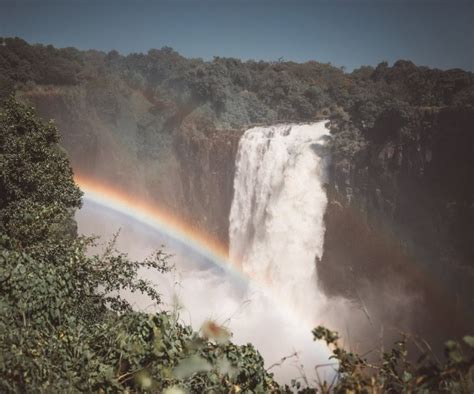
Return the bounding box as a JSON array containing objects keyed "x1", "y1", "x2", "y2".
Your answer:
[
  {"x1": 74, "y1": 174, "x2": 324, "y2": 330},
  {"x1": 75, "y1": 174, "x2": 472, "y2": 347},
  {"x1": 75, "y1": 174, "x2": 249, "y2": 284}
]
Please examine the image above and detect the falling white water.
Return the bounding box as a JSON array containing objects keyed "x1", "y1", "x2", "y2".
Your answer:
[
  {"x1": 76, "y1": 121, "x2": 336, "y2": 384},
  {"x1": 229, "y1": 121, "x2": 331, "y2": 322}
]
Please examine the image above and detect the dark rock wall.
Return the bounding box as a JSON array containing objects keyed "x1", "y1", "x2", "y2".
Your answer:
[
  {"x1": 18, "y1": 82, "x2": 242, "y2": 246},
  {"x1": 173, "y1": 112, "x2": 242, "y2": 244},
  {"x1": 319, "y1": 107, "x2": 474, "y2": 346}
]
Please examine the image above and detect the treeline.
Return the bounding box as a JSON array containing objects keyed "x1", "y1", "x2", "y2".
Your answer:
[{"x1": 1, "y1": 37, "x2": 472, "y2": 125}]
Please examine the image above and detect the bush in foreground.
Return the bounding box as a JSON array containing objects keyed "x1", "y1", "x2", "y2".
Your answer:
[{"x1": 0, "y1": 99, "x2": 278, "y2": 392}]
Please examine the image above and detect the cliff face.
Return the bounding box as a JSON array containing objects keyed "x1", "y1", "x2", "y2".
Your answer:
[
  {"x1": 19, "y1": 83, "x2": 184, "y2": 210},
  {"x1": 18, "y1": 80, "x2": 243, "y2": 245},
  {"x1": 173, "y1": 112, "x2": 242, "y2": 244},
  {"x1": 319, "y1": 106, "x2": 474, "y2": 343}
]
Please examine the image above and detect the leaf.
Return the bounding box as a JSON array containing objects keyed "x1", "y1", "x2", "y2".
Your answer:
[
  {"x1": 462, "y1": 335, "x2": 474, "y2": 348},
  {"x1": 403, "y1": 371, "x2": 412, "y2": 382},
  {"x1": 135, "y1": 370, "x2": 153, "y2": 389},
  {"x1": 163, "y1": 385, "x2": 187, "y2": 394},
  {"x1": 172, "y1": 355, "x2": 212, "y2": 379},
  {"x1": 445, "y1": 340, "x2": 464, "y2": 364}
]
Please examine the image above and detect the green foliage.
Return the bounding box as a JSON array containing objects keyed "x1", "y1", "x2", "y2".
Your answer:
[
  {"x1": 0, "y1": 98, "x2": 82, "y2": 252},
  {"x1": 2, "y1": 39, "x2": 473, "y2": 169},
  {"x1": 0, "y1": 99, "x2": 278, "y2": 392},
  {"x1": 0, "y1": 37, "x2": 82, "y2": 95},
  {"x1": 4, "y1": 37, "x2": 472, "y2": 127},
  {"x1": 311, "y1": 326, "x2": 474, "y2": 393}
]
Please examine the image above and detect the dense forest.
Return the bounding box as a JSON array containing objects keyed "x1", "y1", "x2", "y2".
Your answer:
[
  {"x1": 1, "y1": 36, "x2": 473, "y2": 123},
  {"x1": 0, "y1": 37, "x2": 473, "y2": 391}
]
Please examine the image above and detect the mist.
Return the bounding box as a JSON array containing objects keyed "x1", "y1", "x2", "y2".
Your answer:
[
  {"x1": 76, "y1": 200, "x2": 338, "y2": 384},
  {"x1": 72, "y1": 119, "x2": 448, "y2": 386}
]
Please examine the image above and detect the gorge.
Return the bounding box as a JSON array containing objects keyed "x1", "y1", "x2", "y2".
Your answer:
[{"x1": 1, "y1": 37, "x2": 473, "y2": 366}]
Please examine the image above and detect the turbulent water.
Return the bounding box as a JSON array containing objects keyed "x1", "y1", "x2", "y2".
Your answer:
[
  {"x1": 76, "y1": 121, "x2": 335, "y2": 383},
  {"x1": 229, "y1": 122, "x2": 331, "y2": 322}
]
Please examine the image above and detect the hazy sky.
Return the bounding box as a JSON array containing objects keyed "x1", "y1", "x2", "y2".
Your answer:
[{"x1": 1, "y1": 0, "x2": 472, "y2": 71}]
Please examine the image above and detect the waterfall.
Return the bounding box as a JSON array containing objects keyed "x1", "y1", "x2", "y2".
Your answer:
[
  {"x1": 229, "y1": 121, "x2": 331, "y2": 321},
  {"x1": 77, "y1": 121, "x2": 335, "y2": 383}
]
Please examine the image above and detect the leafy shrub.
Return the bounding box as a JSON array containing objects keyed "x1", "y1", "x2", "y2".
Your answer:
[
  {"x1": 0, "y1": 99, "x2": 279, "y2": 392},
  {"x1": 309, "y1": 326, "x2": 474, "y2": 393}
]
